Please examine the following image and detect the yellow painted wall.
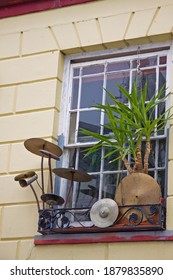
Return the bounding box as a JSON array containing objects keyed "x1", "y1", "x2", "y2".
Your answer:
[{"x1": 1, "y1": 0, "x2": 173, "y2": 259}]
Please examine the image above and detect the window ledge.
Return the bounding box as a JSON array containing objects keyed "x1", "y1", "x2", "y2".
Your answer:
[{"x1": 34, "y1": 230, "x2": 173, "y2": 245}]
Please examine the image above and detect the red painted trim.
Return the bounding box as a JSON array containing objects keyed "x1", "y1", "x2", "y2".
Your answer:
[
  {"x1": 0, "y1": 0, "x2": 96, "y2": 19},
  {"x1": 34, "y1": 230, "x2": 173, "y2": 245}
]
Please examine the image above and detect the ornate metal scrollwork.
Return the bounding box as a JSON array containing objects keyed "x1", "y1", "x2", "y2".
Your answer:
[
  {"x1": 38, "y1": 208, "x2": 91, "y2": 232},
  {"x1": 38, "y1": 203, "x2": 165, "y2": 234}
]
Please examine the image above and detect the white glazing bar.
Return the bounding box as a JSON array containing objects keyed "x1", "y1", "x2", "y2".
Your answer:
[{"x1": 74, "y1": 66, "x2": 82, "y2": 144}]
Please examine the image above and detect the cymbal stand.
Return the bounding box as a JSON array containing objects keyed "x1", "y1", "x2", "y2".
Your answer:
[
  {"x1": 64, "y1": 171, "x2": 74, "y2": 208},
  {"x1": 41, "y1": 155, "x2": 45, "y2": 209},
  {"x1": 48, "y1": 154, "x2": 53, "y2": 194},
  {"x1": 29, "y1": 183, "x2": 41, "y2": 211}
]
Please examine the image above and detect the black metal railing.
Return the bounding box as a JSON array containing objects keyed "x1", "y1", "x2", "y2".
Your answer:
[{"x1": 38, "y1": 203, "x2": 165, "y2": 234}]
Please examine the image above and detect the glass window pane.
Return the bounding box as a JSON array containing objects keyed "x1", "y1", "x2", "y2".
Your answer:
[
  {"x1": 157, "y1": 170, "x2": 165, "y2": 197},
  {"x1": 80, "y1": 76, "x2": 103, "y2": 108},
  {"x1": 157, "y1": 102, "x2": 165, "y2": 135},
  {"x1": 106, "y1": 72, "x2": 129, "y2": 104},
  {"x1": 133, "y1": 56, "x2": 157, "y2": 68},
  {"x1": 159, "y1": 56, "x2": 167, "y2": 65},
  {"x1": 148, "y1": 170, "x2": 154, "y2": 178},
  {"x1": 82, "y1": 64, "x2": 104, "y2": 75},
  {"x1": 158, "y1": 102, "x2": 165, "y2": 117},
  {"x1": 159, "y1": 67, "x2": 166, "y2": 92},
  {"x1": 78, "y1": 147, "x2": 101, "y2": 173},
  {"x1": 102, "y1": 174, "x2": 116, "y2": 199},
  {"x1": 103, "y1": 112, "x2": 120, "y2": 136},
  {"x1": 133, "y1": 68, "x2": 156, "y2": 100},
  {"x1": 141, "y1": 69, "x2": 156, "y2": 101},
  {"x1": 75, "y1": 176, "x2": 100, "y2": 208},
  {"x1": 73, "y1": 68, "x2": 80, "y2": 76},
  {"x1": 71, "y1": 78, "x2": 79, "y2": 109},
  {"x1": 103, "y1": 113, "x2": 112, "y2": 135},
  {"x1": 103, "y1": 147, "x2": 123, "y2": 171},
  {"x1": 107, "y1": 61, "x2": 130, "y2": 72},
  {"x1": 102, "y1": 172, "x2": 126, "y2": 199},
  {"x1": 132, "y1": 68, "x2": 156, "y2": 101},
  {"x1": 77, "y1": 110, "x2": 101, "y2": 142},
  {"x1": 68, "y1": 112, "x2": 77, "y2": 144},
  {"x1": 158, "y1": 139, "x2": 166, "y2": 167}
]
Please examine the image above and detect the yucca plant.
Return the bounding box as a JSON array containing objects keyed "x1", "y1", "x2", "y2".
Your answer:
[{"x1": 81, "y1": 80, "x2": 173, "y2": 175}]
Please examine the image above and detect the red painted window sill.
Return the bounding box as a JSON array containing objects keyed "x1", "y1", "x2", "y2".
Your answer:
[{"x1": 34, "y1": 230, "x2": 173, "y2": 245}]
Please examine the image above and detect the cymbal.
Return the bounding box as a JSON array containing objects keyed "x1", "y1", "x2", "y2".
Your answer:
[
  {"x1": 90, "y1": 198, "x2": 119, "y2": 228},
  {"x1": 14, "y1": 171, "x2": 36, "y2": 181},
  {"x1": 24, "y1": 138, "x2": 62, "y2": 158},
  {"x1": 114, "y1": 173, "x2": 162, "y2": 221},
  {"x1": 115, "y1": 173, "x2": 161, "y2": 206},
  {"x1": 39, "y1": 149, "x2": 60, "y2": 160},
  {"x1": 53, "y1": 168, "x2": 91, "y2": 182},
  {"x1": 41, "y1": 193, "x2": 64, "y2": 206}
]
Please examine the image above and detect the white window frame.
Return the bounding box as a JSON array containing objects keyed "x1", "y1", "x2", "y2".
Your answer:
[{"x1": 57, "y1": 42, "x2": 172, "y2": 210}]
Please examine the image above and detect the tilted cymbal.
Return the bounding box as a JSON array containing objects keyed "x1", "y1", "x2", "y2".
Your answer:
[
  {"x1": 41, "y1": 193, "x2": 64, "y2": 206},
  {"x1": 24, "y1": 138, "x2": 62, "y2": 158},
  {"x1": 53, "y1": 168, "x2": 91, "y2": 182},
  {"x1": 14, "y1": 171, "x2": 36, "y2": 181},
  {"x1": 39, "y1": 149, "x2": 60, "y2": 160}
]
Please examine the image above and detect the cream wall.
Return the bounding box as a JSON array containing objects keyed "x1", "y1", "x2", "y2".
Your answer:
[{"x1": 1, "y1": 0, "x2": 173, "y2": 260}]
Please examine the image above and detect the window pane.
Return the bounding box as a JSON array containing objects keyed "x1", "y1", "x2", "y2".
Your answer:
[
  {"x1": 103, "y1": 115, "x2": 111, "y2": 135},
  {"x1": 103, "y1": 147, "x2": 123, "y2": 171},
  {"x1": 157, "y1": 102, "x2": 165, "y2": 135},
  {"x1": 69, "y1": 112, "x2": 77, "y2": 144},
  {"x1": 132, "y1": 56, "x2": 157, "y2": 68},
  {"x1": 157, "y1": 170, "x2": 165, "y2": 197},
  {"x1": 82, "y1": 64, "x2": 104, "y2": 75},
  {"x1": 78, "y1": 147, "x2": 101, "y2": 173},
  {"x1": 159, "y1": 67, "x2": 166, "y2": 92},
  {"x1": 80, "y1": 76, "x2": 103, "y2": 108},
  {"x1": 77, "y1": 110, "x2": 101, "y2": 142},
  {"x1": 102, "y1": 173, "x2": 126, "y2": 199},
  {"x1": 102, "y1": 174, "x2": 116, "y2": 199},
  {"x1": 73, "y1": 68, "x2": 80, "y2": 76},
  {"x1": 136, "y1": 69, "x2": 156, "y2": 101},
  {"x1": 71, "y1": 79, "x2": 79, "y2": 109},
  {"x1": 159, "y1": 56, "x2": 167, "y2": 65},
  {"x1": 75, "y1": 176, "x2": 100, "y2": 208},
  {"x1": 103, "y1": 113, "x2": 118, "y2": 136},
  {"x1": 106, "y1": 72, "x2": 129, "y2": 104},
  {"x1": 107, "y1": 61, "x2": 130, "y2": 71},
  {"x1": 143, "y1": 69, "x2": 156, "y2": 97},
  {"x1": 158, "y1": 139, "x2": 166, "y2": 167}
]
